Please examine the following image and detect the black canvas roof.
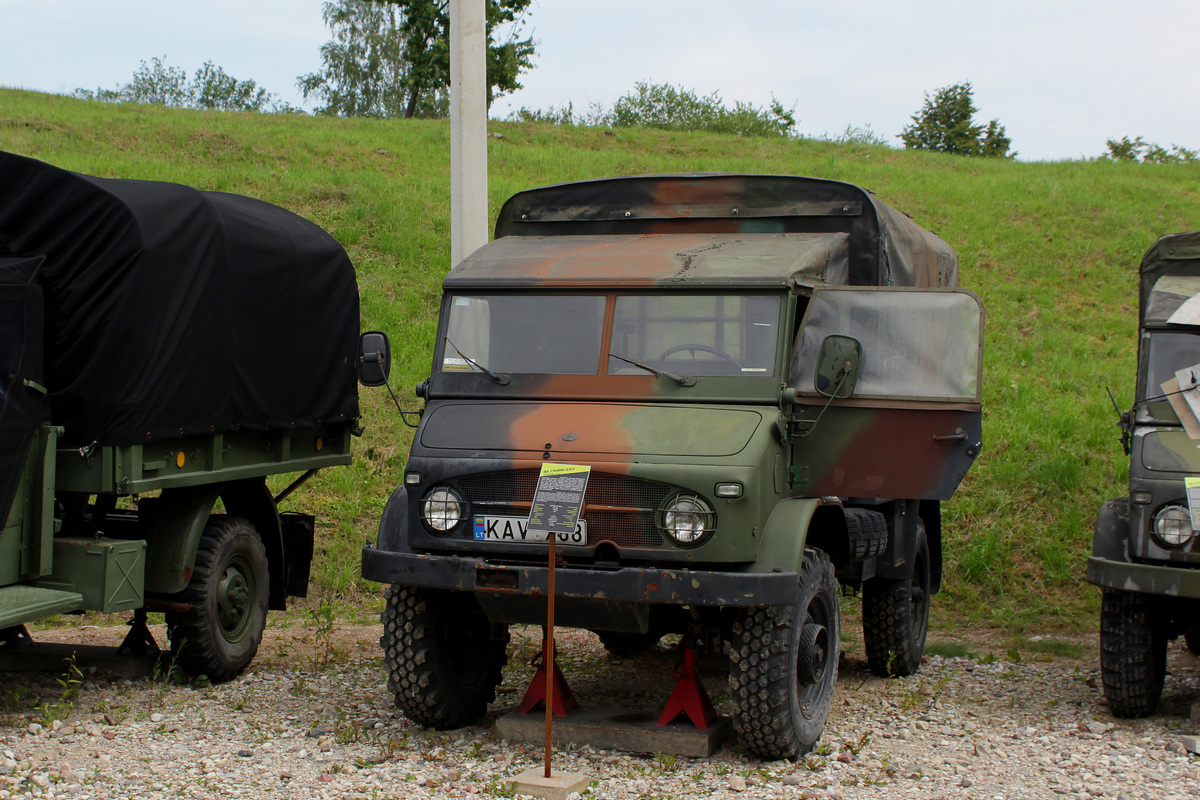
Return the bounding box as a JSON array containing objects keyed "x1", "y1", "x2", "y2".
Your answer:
[{"x1": 0, "y1": 151, "x2": 360, "y2": 446}]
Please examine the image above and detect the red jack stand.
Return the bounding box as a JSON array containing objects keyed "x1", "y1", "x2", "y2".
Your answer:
[
  {"x1": 657, "y1": 647, "x2": 717, "y2": 729},
  {"x1": 517, "y1": 641, "x2": 578, "y2": 716}
]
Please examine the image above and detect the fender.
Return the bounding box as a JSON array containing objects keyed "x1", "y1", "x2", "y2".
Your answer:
[
  {"x1": 142, "y1": 478, "x2": 284, "y2": 606},
  {"x1": 141, "y1": 484, "x2": 221, "y2": 595},
  {"x1": 1092, "y1": 497, "x2": 1130, "y2": 563},
  {"x1": 748, "y1": 497, "x2": 824, "y2": 574}
]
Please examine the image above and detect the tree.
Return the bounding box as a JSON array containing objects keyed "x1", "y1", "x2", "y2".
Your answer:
[
  {"x1": 298, "y1": 1, "x2": 410, "y2": 117},
  {"x1": 900, "y1": 82, "x2": 1013, "y2": 158},
  {"x1": 298, "y1": 0, "x2": 535, "y2": 119},
  {"x1": 74, "y1": 57, "x2": 278, "y2": 112}
]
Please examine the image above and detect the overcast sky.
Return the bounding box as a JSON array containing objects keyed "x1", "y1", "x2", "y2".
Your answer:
[{"x1": 3, "y1": 0, "x2": 1198, "y2": 162}]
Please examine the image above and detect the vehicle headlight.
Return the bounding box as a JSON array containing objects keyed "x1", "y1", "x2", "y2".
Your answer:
[
  {"x1": 1152, "y1": 504, "x2": 1196, "y2": 548},
  {"x1": 422, "y1": 486, "x2": 465, "y2": 533},
  {"x1": 657, "y1": 494, "x2": 715, "y2": 545}
]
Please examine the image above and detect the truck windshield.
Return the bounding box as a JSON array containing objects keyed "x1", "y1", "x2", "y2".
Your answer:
[
  {"x1": 610, "y1": 295, "x2": 779, "y2": 377},
  {"x1": 441, "y1": 293, "x2": 781, "y2": 377}
]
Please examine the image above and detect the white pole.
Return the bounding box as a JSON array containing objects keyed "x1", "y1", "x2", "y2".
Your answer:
[{"x1": 450, "y1": 0, "x2": 489, "y2": 268}]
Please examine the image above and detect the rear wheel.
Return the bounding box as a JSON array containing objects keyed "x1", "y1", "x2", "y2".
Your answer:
[
  {"x1": 594, "y1": 630, "x2": 663, "y2": 658},
  {"x1": 862, "y1": 522, "x2": 931, "y2": 677},
  {"x1": 1100, "y1": 589, "x2": 1167, "y2": 717},
  {"x1": 381, "y1": 585, "x2": 509, "y2": 729},
  {"x1": 166, "y1": 516, "x2": 268, "y2": 682},
  {"x1": 729, "y1": 548, "x2": 840, "y2": 760},
  {"x1": 1185, "y1": 623, "x2": 1200, "y2": 656}
]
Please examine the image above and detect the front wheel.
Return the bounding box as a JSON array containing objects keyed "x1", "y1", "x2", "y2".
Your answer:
[
  {"x1": 1100, "y1": 589, "x2": 1167, "y2": 717},
  {"x1": 729, "y1": 548, "x2": 840, "y2": 760},
  {"x1": 381, "y1": 586, "x2": 509, "y2": 729},
  {"x1": 166, "y1": 515, "x2": 268, "y2": 682},
  {"x1": 862, "y1": 522, "x2": 931, "y2": 677}
]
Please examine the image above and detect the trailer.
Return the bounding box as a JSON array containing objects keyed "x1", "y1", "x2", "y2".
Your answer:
[{"x1": 0, "y1": 151, "x2": 361, "y2": 681}]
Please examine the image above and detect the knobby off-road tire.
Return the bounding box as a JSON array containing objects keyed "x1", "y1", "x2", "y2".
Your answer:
[
  {"x1": 729, "y1": 548, "x2": 840, "y2": 760},
  {"x1": 1100, "y1": 588, "x2": 1167, "y2": 718},
  {"x1": 594, "y1": 630, "x2": 663, "y2": 658},
  {"x1": 862, "y1": 522, "x2": 931, "y2": 677},
  {"x1": 381, "y1": 585, "x2": 509, "y2": 730},
  {"x1": 166, "y1": 516, "x2": 268, "y2": 683}
]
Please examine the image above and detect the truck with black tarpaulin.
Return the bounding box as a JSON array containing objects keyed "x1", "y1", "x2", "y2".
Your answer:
[{"x1": 0, "y1": 151, "x2": 362, "y2": 681}]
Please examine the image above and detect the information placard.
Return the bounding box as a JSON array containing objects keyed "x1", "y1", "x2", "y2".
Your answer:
[{"x1": 526, "y1": 462, "x2": 591, "y2": 542}]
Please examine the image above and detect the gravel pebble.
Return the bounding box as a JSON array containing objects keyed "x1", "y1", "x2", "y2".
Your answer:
[{"x1": 1, "y1": 620, "x2": 1197, "y2": 799}]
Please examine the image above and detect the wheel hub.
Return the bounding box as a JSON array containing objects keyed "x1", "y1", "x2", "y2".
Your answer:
[
  {"x1": 797, "y1": 622, "x2": 828, "y2": 684},
  {"x1": 217, "y1": 565, "x2": 251, "y2": 634}
]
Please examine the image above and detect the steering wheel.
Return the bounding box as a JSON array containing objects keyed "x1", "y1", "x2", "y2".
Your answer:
[{"x1": 658, "y1": 343, "x2": 743, "y2": 368}]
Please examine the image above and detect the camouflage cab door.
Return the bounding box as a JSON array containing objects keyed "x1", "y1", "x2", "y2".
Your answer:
[{"x1": 786, "y1": 287, "x2": 984, "y2": 500}]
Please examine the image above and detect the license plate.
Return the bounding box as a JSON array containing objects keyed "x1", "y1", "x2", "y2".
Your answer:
[{"x1": 473, "y1": 515, "x2": 587, "y2": 545}]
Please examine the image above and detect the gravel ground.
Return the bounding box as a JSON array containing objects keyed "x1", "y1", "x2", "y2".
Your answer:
[{"x1": 1, "y1": 614, "x2": 1198, "y2": 800}]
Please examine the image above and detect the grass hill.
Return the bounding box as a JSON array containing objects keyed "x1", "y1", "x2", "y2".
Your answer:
[{"x1": 4, "y1": 88, "x2": 1198, "y2": 636}]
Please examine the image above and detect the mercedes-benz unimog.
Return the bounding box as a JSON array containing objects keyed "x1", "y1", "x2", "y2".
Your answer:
[
  {"x1": 1089, "y1": 230, "x2": 1200, "y2": 716},
  {"x1": 0, "y1": 151, "x2": 362, "y2": 681},
  {"x1": 362, "y1": 174, "x2": 984, "y2": 758}
]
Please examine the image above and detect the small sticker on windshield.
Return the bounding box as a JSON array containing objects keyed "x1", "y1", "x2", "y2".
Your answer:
[
  {"x1": 454, "y1": 297, "x2": 472, "y2": 306},
  {"x1": 442, "y1": 357, "x2": 471, "y2": 371}
]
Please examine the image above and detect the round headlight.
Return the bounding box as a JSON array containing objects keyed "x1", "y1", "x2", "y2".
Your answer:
[
  {"x1": 659, "y1": 494, "x2": 715, "y2": 545},
  {"x1": 1152, "y1": 504, "x2": 1195, "y2": 548},
  {"x1": 422, "y1": 486, "x2": 465, "y2": 533}
]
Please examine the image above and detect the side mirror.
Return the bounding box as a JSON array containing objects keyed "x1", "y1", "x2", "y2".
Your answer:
[
  {"x1": 815, "y1": 335, "x2": 861, "y2": 398},
  {"x1": 358, "y1": 331, "x2": 391, "y2": 387}
]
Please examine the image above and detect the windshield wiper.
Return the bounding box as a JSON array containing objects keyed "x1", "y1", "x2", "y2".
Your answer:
[
  {"x1": 608, "y1": 352, "x2": 696, "y2": 387},
  {"x1": 445, "y1": 337, "x2": 510, "y2": 385}
]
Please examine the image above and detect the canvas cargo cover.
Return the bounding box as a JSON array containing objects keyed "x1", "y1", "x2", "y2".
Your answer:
[
  {"x1": 1139, "y1": 230, "x2": 1200, "y2": 327},
  {"x1": 493, "y1": 174, "x2": 957, "y2": 289},
  {"x1": 0, "y1": 151, "x2": 360, "y2": 446}
]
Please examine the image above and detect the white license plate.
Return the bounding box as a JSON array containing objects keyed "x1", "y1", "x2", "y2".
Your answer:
[{"x1": 473, "y1": 515, "x2": 587, "y2": 545}]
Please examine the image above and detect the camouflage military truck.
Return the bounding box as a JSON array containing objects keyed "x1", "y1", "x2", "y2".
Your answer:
[
  {"x1": 0, "y1": 151, "x2": 362, "y2": 681},
  {"x1": 362, "y1": 174, "x2": 984, "y2": 758},
  {"x1": 1089, "y1": 230, "x2": 1200, "y2": 717}
]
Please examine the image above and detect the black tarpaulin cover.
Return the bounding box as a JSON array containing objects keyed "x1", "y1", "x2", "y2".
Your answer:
[
  {"x1": 0, "y1": 255, "x2": 49, "y2": 524},
  {"x1": 0, "y1": 151, "x2": 359, "y2": 446}
]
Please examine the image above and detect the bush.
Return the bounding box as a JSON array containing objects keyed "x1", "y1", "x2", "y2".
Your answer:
[
  {"x1": 75, "y1": 57, "x2": 280, "y2": 113},
  {"x1": 508, "y1": 82, "x2": 797, "y2": 139},
  {"x1": 1102, "y1": 136, "x2": 1197, "y2": 164}
]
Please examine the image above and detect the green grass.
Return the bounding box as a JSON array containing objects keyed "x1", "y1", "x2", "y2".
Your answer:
[{"x1": 5, "y1": 88, "x2": 1197, "y2": 633}]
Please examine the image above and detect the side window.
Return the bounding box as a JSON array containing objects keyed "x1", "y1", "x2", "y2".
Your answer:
[{"x1": 789, "y1": 288, "x2": 982, "y2": 401}]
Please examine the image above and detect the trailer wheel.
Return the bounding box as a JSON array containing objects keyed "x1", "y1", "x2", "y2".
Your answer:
[
  {"x1": 381, "y1": 585, "x2": 509, "y2": 729},
  {"x1": 862, "y1": 522, "x2": 931, "y2": 677},
  {"x1": 729, "y1": 548, "x2": 839, "y2": 760},
  {"x1": 166, "y1": 516, "x2": 268, "y2": 682},
  {"x1": 1100, "y1": 588, "x2": 1167, "y2": 717}
]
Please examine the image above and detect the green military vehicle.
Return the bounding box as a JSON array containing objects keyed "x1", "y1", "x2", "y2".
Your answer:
[
  {"x1": 0, "y1": 151, "x2": 362, "y2": 681},
  {"x1": 1089, "y1": 230, "x2": 1200, "y2": 717},
  {"x1": 362, "y1": 174, "x2": 984, "y2": 758}
]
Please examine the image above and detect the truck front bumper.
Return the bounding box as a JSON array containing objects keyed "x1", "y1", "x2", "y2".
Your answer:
[
  {"x1": 361, "y1": 544, "x2": 799, "y2": 607},
  {"x1": 1086, "y1": 556, "x2": 1200, "y2": 599}
]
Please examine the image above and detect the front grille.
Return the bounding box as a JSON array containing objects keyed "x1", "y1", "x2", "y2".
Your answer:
[{"x1": 456, "y1": 469, "x2": 672, "y2": 549}]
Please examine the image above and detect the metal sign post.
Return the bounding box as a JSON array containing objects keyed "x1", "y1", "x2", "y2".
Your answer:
[{"x1": 526, "y1": 462, "x2": 590, "y2": 779}]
